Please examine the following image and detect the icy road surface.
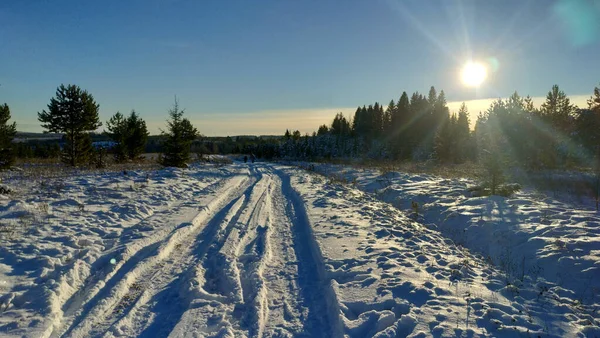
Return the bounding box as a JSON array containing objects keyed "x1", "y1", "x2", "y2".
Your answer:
[{"x1": 0, "y1": 163, "x2": 598, "y2": 337}]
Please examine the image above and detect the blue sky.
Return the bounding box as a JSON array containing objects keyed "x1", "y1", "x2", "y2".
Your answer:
[{"x1": 1, "y1": 0, "x2": 599, "y2": 135}]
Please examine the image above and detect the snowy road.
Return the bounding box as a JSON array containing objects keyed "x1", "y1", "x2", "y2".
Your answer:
[
  {"x1": 42, "y1": 165, "x2": 341, "y2": 338},
  {"x1": 36, "y1": 167, "x2": 298, "y2": 337},
  {"x1": 1, "y1": 162, "x2": 598, "y2": 337}
]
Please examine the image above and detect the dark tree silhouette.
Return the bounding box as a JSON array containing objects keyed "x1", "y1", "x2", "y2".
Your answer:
[
  {"x1": 106, "y1": 110, "x2": 149, "y2": 162},
  {"x1": 0, "y1": 103, "x2": 17, "y2": 168},
  {"x1": 38, "y1": 84, "x2": 101, "y2": 166},
  {"x1": 160, "y1": 99, "x2": 198, "y2": 167}
]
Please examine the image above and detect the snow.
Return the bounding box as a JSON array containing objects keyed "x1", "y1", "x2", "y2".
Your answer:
[
  {"x1": 0, "y1": 161, "x2": 598, "y2": 337},
  {"x1": 293, "y1": 162, "x2": 600, "y2": 336}
]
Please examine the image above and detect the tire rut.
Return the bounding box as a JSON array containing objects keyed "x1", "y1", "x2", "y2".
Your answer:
[
  {"x1": 121, "y1": 169, "x2": 273, "y2": 338},
  {"x1": 276, "y1": 169, "x2": 344, "y2": 338},
  {"x1": 44, "y1": 176, "x2": 227, "y2": 338},
  {"x1": 57, "y1": 173, "x2": 253, "y2": 338}
]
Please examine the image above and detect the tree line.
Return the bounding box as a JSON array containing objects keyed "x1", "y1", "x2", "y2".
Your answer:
[
  {"x1": 274, "y1": 84, "x2": 600, "y2": 171},
  {"x1": 1, "y1": 84, "x2": 199, "y2": 168},
  {"x1": 1, "y1": 82, "x2": 599, "y2": 172}
]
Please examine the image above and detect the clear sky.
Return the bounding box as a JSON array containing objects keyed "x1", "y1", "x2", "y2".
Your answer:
[{"x1": 1, "y1": 0, "x2": 599, "y2": 135}]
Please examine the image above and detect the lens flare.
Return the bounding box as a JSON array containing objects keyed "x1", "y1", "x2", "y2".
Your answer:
[
  {"x1": 487, "y1": 57, "x2": 500, "y2": 73},
  {"x1": 461, "y1": 61, "x2": 487, "y2": 87}
]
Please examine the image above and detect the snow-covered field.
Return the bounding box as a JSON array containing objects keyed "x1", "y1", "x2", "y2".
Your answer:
[{"x1": 0, "y1": 161, "x2": 598, "y2": 337}]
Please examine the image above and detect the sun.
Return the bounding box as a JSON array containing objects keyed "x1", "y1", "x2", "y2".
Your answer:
[{"x1": 461, "y1": 61, "x2": 487, "y2": 87}]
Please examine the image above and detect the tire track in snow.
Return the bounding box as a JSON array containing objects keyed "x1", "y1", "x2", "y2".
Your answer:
[
  {"x1": 230, "y1": 174, "x2": 273, "y2": 337},
  {"x1": 116, "y1": 168, "x2": 273, "y2": 337},
  {"x1": 275, "y1": 168, "x2": 344, "y2": 338},
  {"x1": 41, "y1": 174, "x2": 228, "y2": 338},
  {"x1": 102, "y1": 190, "x2": 251, "y2": 337},
  {"x1": 239, "y1": 171, "x2": 309, "y2": 337},
  {"x1": 165, "y1": 165, "x2": 342, "y2": 337},
  {"x1": 187, "y1": 166, "x2": 343, "y2": 337},
  {"x1": 200, "y1": 171, "x2": 271, "y2": 301},
  {"x1": 161, "y1": 166, "x2": 279, "y2": 337},
  {"x1": 163, "y1": 167, "x2": 274, "y2": 337},
  {"x1": 56, "y1": 172, "x2": 254, "y2": 338}
]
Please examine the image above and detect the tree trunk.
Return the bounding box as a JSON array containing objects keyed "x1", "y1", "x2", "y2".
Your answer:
[
  {"x1": 69, "y1": 132, "x2": 75, "y2": 167},
  {"x1": 596, "y1": 147, "x2": 600, "y2": 211}
]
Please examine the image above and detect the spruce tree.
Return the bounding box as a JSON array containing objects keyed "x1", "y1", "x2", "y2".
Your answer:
[
  {"x1": 351, "y1": 106, "x2": 361, "y2": 135},
  {"x1": 106, "y1": 112, "x2": 128, "y2": 162},
  {"x1": 539, "y1": 85, "x2": 575, "y2": 166},
  {"x1": 524, "y1": 95, "x2": 536, "y2": 113},
  {"x1": 433, "y1": 113, "x2": 454, "y2": 163},
  {"x1": 352, "y1": 106, "x2": 364, "y2": 138},
  {"x1": 106, "y1": 110, "x2": 148, "y2": 162},
  {"x1": 371, "y1": 102, "x2": 383, "y2": 139},
  {"x1": 125, "y1": 110, "x2": 149, "y2": 160},
  {"x1": 427, "y1": 86, "x2": 437, "y2": 107},
  {"x1": 383, "y1": 99, "x2": 395, "y2": 137},
  {"x1": 432, "y1": 91, "x2": 451, "y2": 160},
  {"x1": 456, "y1": 103, "x2": 471, "y2": 162},
  {"x1": 590, "y1": 86, "x2": 600, "y2": 109},
  {"x1": 317, "y1": 125, "x2": 329, "y2": 136},
  {"x1": 522, "y1": 95, "x2": 542, "y2": 168},
  {"x1": 585, "y1": 85, "x2": 600, "y2": 209},
  {"x1": 394, "y1": 92, "x2": 411, "y2": 158},
  {"x1": 541, "y1": 85, "x2": 575, "y2": 133},
  {"x1": 0, "y1": 103, "x2": 17, "y2": 169},
  {"x1": 38, "y1": 84, "x2": 101, "y2": 166},
  {"x1": 410, "y1": 92, "x2": 428, "y2": 158},
  {"x1": 160, "y1": 99, "x2": 198, "y2": 168},
  {"x1": 366, "y1": 105, "x2": 375, "y2": 141},
  {"x1": 331, "y1": 113, "x2": 350, "y2": 137}
]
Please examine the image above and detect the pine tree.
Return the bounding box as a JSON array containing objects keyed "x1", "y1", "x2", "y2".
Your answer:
[
  {"x1": 539, "y1": 85, "x2": 575, "y2": 166},
  {"x1": 371, "y1": 102, "x2": 383, "y2": 139},
  {"x1": 160, "y1": 99, "x2": 198, "y2": 167},
  {"x1": 365, "y1": 104, "x2": 375, "y2": 141},
  {"x1": 0, "y1": 103, "x2": 17, "y2": 168},
  {"x1": 125, "y1": 110, "x2": 149, "y2": 160},
  {"x1": 352, "y1": 106, "x2": 369, "y2": 140},
  {"x1": 475, "y1": 99, "x2": 507, "y2": 164},
  {"x1": 383, "y1": 99, "x2": 395, "y2": 137},
  {"x1": 351, "y1": 107, "x2": 361, "y2": 135},
  {"x1": 584, "y1": 84, "x2": 600, "y2": 210},
  {"x1": 524, "y1": 95, "x2": 536, "y2": 113},
  {"x1": 331, "y1": 113, "x2": 350, "y2": 137},
  {"x1": 38, "y1": 84, "x2": 101, "y2": 166},
  {"x1": 410, "y1": 92, "x2": 429, "y2": 159},
  {"x1": 522, "y1": 95, "x2": 542, "y2": 168},
  {"x1": 106, "y1": 112, "x2": 128, "y2": 162},
  {"x1": 427, "y1": 86, "x2": 437, "y2": 107},
  {"x1": 434, "y1": 90, "x2": 450, "y2": 129},
  {"x1": 433, "y1": 113, "x2": 454, "y2": 163},
  {"x1": 541, "y1": 85, "x2": 575, "y2": 133},
  {"x1": 431, "y1": 90, "x2": 451, "y2": 160},
  {"x1": 317, "y1": 125, "x2": 329, "y2": 136},
  {"x1": 589, "y1": 86, "x2": 600, "y2": 109},
  {"x1": 394, "y1": 92, "x2": 411, "y2": 158},
  {"x1": 455, "y1": 103, "x2": 471, "y2": 162},
  {"x1": 106, "y1": 110, "x2": 149, "y2": 162}
]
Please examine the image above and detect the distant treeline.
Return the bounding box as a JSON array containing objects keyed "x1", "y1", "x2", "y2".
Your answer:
[
  {"x1": 4, "y1": 83, "x2": 600, "y2": 172},
  {"x1": 272, "y1": 84, "x2": 600, "y2": 170},
  {"x1": 12, "y1": 134, "x2": 282, "y2": 159}
]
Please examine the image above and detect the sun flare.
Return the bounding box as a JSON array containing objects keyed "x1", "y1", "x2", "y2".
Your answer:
[{"x1": 461, "y1": 61, "x2": 487, "y2": 87}]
